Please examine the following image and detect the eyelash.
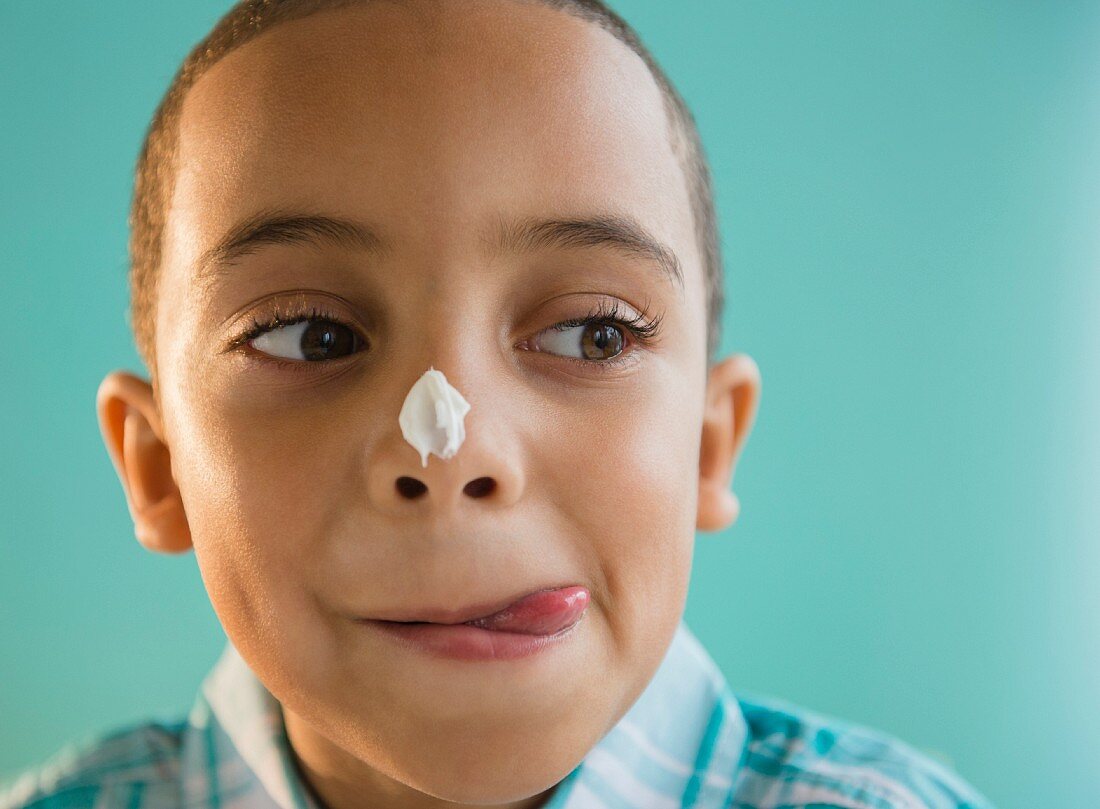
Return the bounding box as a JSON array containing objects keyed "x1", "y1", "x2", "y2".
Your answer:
[
  {"x1": 227, "y1": 298, "x2": 664, "y2": 373},
  {"x1": 544, "y1": 297, "x2": 663, "y2": 370}
]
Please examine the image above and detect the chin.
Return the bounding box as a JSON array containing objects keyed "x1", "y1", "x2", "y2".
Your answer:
[
  {"x1": 400, "y1": 762, "x2": 573, "y2": 806},
  {"x1": 374, "y1": 722, "x2": 586, "y2": 805}
]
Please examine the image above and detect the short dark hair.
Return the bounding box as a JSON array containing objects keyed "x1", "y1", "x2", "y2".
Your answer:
[{"x1": 129, "y1": 0, "x2": 724, "y2": 398}]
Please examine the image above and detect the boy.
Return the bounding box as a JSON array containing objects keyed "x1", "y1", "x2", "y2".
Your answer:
[{"x1": 2, "y1": 1, "x2": 996, "y2": 807}]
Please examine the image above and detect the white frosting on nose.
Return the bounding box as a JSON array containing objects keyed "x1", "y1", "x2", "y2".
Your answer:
[{"x1": 398, "y1": 367, "x2": 471, "y2": 467}]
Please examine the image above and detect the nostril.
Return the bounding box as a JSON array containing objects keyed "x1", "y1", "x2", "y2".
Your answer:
[
  {"x1": 395, "y1": 476, "x2": 427, "y2": 499},
  {"x1": 463, "y1": 477, "x2": 496, "y2": 498}
]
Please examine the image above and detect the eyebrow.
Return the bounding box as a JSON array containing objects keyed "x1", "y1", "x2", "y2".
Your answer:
[
  {"x1": 195, "y1": 211, "x2": 386, "y2": 284},
  {"x1": 195, "y1": 209, "x2": 684, "y2": 292},
  {"x1": 494, "y1": 213, "x2": 684, "y2": 292}
]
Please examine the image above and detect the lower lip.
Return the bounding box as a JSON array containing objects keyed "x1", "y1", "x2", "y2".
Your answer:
[{"x1": 360, "y1": 614, "x2": 585, "y2": 661}]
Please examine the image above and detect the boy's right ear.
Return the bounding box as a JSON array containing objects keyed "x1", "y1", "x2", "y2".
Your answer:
[{"x1": 96, "y1": 370, "x2": 193, "y2": 554}]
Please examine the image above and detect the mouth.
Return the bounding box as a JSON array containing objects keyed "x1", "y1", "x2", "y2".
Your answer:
[{"x1": 367, "y1": 585, "x2": 590, "y2": 636}]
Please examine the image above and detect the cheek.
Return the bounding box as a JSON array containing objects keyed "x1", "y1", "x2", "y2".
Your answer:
[
  {"x1": 541, "y1": 377, "x2": 700, "y2": 655},
  {"x1": 164, "y1": 376, "x2": 338, "y2": 668}
]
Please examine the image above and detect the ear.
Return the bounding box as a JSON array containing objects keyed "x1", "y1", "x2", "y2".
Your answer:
[
  {"x1": 96, "y1": 370, "x2": 192, "y2": 554},
  {"x1": 696, "y1": 353, "x2": 762, "y2": 533}
]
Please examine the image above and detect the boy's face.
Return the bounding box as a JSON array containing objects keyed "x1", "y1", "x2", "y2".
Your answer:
[{"x1": 97, "y1": 1, "x2": 760, "y2": 806}]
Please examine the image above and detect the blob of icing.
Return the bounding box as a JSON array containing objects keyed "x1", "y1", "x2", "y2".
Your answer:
[{"x1": 398, "y1": 366, "x2": 472, "y2": 467}]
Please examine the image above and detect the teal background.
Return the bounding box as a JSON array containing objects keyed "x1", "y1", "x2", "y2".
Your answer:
[{"x1": 2, "y1": 2, "x2": 1098, "y2": 806}]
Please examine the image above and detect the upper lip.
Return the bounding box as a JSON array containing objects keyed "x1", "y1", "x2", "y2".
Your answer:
[{"x1": 361, "y1": 585, "x2": 576, "y2": 625}]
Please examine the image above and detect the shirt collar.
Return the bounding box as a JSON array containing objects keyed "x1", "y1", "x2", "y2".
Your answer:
[{"x1": 182, "y1": 620, "x2": 748, "y2": 808}]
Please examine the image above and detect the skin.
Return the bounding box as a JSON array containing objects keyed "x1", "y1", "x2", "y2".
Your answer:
[{"x1": 95, "y1": 2, "x2": 761, "y2": 808}]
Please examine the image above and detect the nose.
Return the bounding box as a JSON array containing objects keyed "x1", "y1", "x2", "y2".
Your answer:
[
  {"x1": 366, "y1": 371, "x2": 525, "y2": 514},
  {"x1": 394, "y1": 473, "x2": 496, "y2": 500}
]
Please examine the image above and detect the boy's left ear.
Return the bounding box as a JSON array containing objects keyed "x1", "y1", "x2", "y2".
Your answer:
[
  {"x1": 96, "y1": 370, "x2": 193, "y2": 554},
  {"x1": 696, "y1": 353, "x2": 761, "y2": 533}
]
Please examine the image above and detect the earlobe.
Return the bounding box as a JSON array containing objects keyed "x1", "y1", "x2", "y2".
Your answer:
[
  {"x1": 696, "y1": 353, "x2": 761, "y2": 533},
  {"x1": 96, "y1": 371, "x2": 193, "y2": 554}
]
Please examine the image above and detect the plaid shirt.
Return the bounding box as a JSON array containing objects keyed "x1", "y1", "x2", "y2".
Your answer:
[{"x1": 1, "y1": 621, "x2": 995, "y2": 808}]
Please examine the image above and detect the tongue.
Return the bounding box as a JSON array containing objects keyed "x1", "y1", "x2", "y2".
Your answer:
[{"x1": 462, "y1": 586, "x2": 589, "y2": 635}]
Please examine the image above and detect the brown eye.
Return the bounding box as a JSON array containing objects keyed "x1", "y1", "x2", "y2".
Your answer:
[
  {"x1": 537, "y1": 322, "x2": 626, "y2": 361},
  {"x1": 252, "y1": 319, "x2": 364, "y2": 361}
]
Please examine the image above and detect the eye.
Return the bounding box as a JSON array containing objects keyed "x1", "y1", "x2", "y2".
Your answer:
[
  {"x1": 524, "y1": 298, "x2": 664, "y2": 367},
  {"x1": 249, "y1": 318, "x2": 365, "y2": 362},
  {"x1": 536, "y1": 321, "x2": 627, "y2": 361}
]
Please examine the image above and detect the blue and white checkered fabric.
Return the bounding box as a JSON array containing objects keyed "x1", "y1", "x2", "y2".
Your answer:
[{"x1": 0, "y1": 621, "x2": 996, "y2": 808}]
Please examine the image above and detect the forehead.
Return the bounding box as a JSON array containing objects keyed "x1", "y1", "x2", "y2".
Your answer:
[{"x1": 167, "y1": 0, "x2": 699, "y2": 298}]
